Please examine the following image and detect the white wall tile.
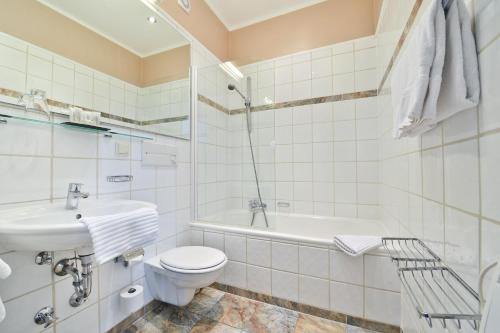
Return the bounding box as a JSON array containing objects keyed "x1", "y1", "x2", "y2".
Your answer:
[
  {"x1": 0, "y1": 44, "x2": 26, "y2": 72},
  {"x1": 422, "y1": 147, "x2": 444, "y2": 202},
  {"x1": 480, "y1": 133, "x2": 500, "y2": 221},
  {"x1": 299, "y1": 275, "x2": 329, "y2": 309},
  {"x1": 0, "y1": 252, "x2": 52, "y2": 302},
  {"x1": 444, "y1": 140, "x2": 479, "y2": 214},
  {"x1": 225, "y1": 234, "x2": 246, "y2": 262},
  {"x1": 56, "y1": 303, "x2": 99, "y2": 333},
  {"x1": 0, "y1": 286, "x2": 52, "y2": 333},
  {"x1": 247, "y1": 265, "x2": 271, "y2": 295},
  {"x1": 272, "y1": 241, "x2": 298, "y2": 272},
  {"x1": 272, "y1": 270, "x2": 298, "y2": 301},
  {"x1": 225, "y1": 261, "x2": 246, "y2": 289},
  {"x1": 53, "y1": 158, "x2": 97, "y2": 198},
  {"x1": 365, "y1": 288, "x2": 400, "y2": 326},
  {"x1": 364, "y1": 255, "x2": 400, "y2": 292},
  {"x1": 330, "y1": 281, "x2": 363, "y2": 317},
  {"x1": 204, "y1": 231, "x2": 225, "y2": 252},
  {"x1": 299, "y1": 246, "x2": 329, "y2": 279},
  {"x1": 0, "y1": 156, "x2": 51, "y2": 204},
  {"x1": 330, "y1": 250, "x2": 363, "y2": 285}
]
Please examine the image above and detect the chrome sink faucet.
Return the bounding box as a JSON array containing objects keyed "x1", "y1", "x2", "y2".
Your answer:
[{"x1": 66, "y1": 183, "x2": 89, "y2": 210}]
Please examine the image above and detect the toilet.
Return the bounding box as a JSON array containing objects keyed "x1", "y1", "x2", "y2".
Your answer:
[{"x1": 144, "y1": 246, "x2": 227, "y2": 306}]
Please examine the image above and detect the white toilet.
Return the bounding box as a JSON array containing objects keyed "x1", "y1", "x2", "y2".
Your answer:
[{"x1": 144, "y1": 246, "x2": 227, "y2": 306}]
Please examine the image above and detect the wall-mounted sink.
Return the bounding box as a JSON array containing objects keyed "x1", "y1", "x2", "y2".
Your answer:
[{"x1": 0, "y1": 199, "x2": 156, "y2": 252}]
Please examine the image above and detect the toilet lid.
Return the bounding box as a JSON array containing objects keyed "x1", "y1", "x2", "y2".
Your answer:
[{"x1": 159, "y1": 246, "x2": 226, "y2": 271}]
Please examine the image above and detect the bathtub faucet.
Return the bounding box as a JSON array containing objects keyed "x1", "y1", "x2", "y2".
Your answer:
[{"x1": 248, "y1": 199, "x2": 267, "y2": 227}]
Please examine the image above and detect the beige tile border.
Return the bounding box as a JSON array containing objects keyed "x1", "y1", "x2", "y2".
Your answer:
[
  {"x1": 197, "y1": 90, "x2": 377, "y2": 116},
  {"x1": 212, "y1": 282, "x2": 400, "y2": 333},
  {"x1": 377, "y1": 0, "x2": 424, "y2": 92},
  {"x1": 197, "y1": 94, "x2": 230, "y2": 114}
]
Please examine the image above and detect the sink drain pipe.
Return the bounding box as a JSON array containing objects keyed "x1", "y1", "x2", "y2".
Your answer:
[{"x1": 54, "y1": 253, "x2": 93, "y2": 307}]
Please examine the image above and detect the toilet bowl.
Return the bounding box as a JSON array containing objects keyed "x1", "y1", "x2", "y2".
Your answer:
[{"x1": 144, "y1": 246, "x2": 227, "y2": 306}]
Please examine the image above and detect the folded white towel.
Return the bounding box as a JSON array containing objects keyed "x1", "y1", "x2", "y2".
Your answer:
[
  {"x1": 427, "y1": 0, "x2": 479, "y2": 125},
  {"x1": 80, "y1": 207, "x2": 159, "y2": 265},
  {"x1": 391, "y1": 0, "x2": 446, "y2": 139},
  {"x1": 334, "y1": 235, "x2": 382, "y2": 256},
  {"x1": 0, "y1": 258, "x2": 11, "y2": 323},
  {"x1": 392, "y1": 0, "x2": 480, "y2": 138}
]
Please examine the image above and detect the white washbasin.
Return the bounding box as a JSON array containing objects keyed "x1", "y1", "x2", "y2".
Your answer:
[{"x1": 0, "y1": 199, "x2": 156, "y2": 251}]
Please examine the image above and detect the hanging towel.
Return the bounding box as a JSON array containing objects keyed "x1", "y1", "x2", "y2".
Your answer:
[
  {"x1": 0, "y1": 258, "x2": 11, "y2": 323},
  {"x1": 423, "y1": 0, "x2": 479, "y2": 128},
  {"x1": 80, "y1": 207, "x2": 159, "y2": 265},
  {"x1": 334, "y1": 235, "x2": 382, "y2": 256},
  {"x1": 391, "y1": 0, "x2": 446, "y2": 139}
]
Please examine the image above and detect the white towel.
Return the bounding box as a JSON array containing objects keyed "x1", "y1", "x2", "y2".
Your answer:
[
  {"x1": 334, "y1": 235, "x2": 382, "y2": 256},
  {"x1": 0, "y1": 258, "x2": 11, "y2": 323},
  {"x1": 391, "y1": 0, "x2": 446, "y2": 139},
  {"x1": 425, "y1": 0, "x2": 479, "y2": 126},
  {"x1": 393, "y1": 0, "x2": 480, "y2": 138},
  {"x1": 80, "y1": 207, "x2": 159, "y2": 265}
]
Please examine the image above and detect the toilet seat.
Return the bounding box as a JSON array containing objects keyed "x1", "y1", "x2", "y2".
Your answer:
[{"x1": 159, "y1": 246, "x2": 227, "y2": 273}]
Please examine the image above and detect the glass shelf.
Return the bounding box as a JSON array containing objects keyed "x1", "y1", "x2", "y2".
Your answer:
[{"x1": 0, "y1": 102, "x2": 154, "y2": 141}]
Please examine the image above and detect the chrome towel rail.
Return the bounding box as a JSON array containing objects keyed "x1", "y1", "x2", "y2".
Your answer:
[{"x1": 382, "y1": 237, "x2": 481, "y2": 330}]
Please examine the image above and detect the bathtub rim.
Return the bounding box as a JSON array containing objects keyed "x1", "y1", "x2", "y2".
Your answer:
[{"x1": 190, "y1": 213, "x2": 390, "y2": 249}]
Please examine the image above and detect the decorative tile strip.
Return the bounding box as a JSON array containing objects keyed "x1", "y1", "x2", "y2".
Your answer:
[
  {"x1": 211, "y1": 282, "x2": 400, "y2": 333},
  {"x1": 0, "y1": 87, "x2": 187, "y2": 125},
  {"x1": 229, "y1": 89, "x2": 377, "y2": 114},
  {"x1": 0, "y1": 88, "x2": 21, "y2": 98},
  {"x1": 347, "y1": 316, "x2": 401, "y2": 333},
  {"x1": 198, "y1": 89, "x2": 377, "y2": 116},
  {"x1": 140, "y1": 115, "x2": 189, "y2": 125},
  {"x1": 197, "y1": 94, "x2": 230, "y2": 114},
  {"x1": 377, "y1": 0, "x2": 424, "y2": 92}
]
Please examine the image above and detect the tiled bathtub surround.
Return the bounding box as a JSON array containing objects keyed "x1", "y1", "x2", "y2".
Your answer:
[
  {"x1": 377, "y1": 0, "x2": 500, "y2": 332},
  {"x1": 190, "y1": 228, "x2": 401, "y2": 327},
  {"x1": 196, "y1": 36, "x2": 381, "y2": 221}
]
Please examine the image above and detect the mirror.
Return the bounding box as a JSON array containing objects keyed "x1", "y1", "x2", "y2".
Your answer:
[{"x1": 0, "y1": 0, "x2": 191, "y2": 139}]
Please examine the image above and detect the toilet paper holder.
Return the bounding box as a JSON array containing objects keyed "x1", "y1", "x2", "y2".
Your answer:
[{"x1": 114, "y1": 248, "x2": 144, "y2": 267}]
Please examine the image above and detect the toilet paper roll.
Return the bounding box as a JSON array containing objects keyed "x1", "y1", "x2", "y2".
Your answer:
[{"x1": 120, "y1": 285, "x2": 144, "y2": 313}]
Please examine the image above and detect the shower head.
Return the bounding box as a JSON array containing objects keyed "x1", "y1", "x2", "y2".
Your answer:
[{"x1": 227, "y1": 83, "x2": 248, "y2": 103}]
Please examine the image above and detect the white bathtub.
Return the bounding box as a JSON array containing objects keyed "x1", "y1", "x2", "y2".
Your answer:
[
  {"x1": 189, "y1": 210, "x2": 401, "y2": 327},
  {"x1": 191, "y1": 210, "x2": 390, "y2": 246}
]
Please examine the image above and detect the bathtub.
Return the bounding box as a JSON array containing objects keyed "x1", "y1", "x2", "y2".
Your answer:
[
  {"x1": 191, "y1": 209, "x2": 391, "y2": 246},
  {"x1": 189, "y1": 210, "x2": 401, "y2": 327}
]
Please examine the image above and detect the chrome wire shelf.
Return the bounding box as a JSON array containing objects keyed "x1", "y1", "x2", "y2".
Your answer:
[{"x1": 382, "y1": 238, "x2": 481, "y2": 330}]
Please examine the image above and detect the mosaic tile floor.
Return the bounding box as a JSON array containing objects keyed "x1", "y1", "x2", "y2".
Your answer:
[{"x1": 121, "y1": 288, "x2": 380, "y2": 333}]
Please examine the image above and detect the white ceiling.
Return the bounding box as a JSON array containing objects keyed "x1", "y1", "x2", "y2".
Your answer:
[
  {"x1": 205, "y1": 0, "x2": 328, "y2": 31},
  {"x1": 38, "y1": 0, "x2": 189, "y2": 57}
]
